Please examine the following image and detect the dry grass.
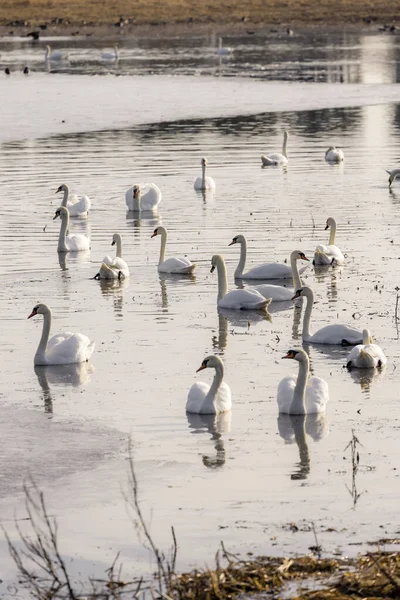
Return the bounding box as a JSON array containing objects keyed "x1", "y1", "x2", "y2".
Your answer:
[{"x1": 0, "y1": 0, "x2": 399, "y2": 28}]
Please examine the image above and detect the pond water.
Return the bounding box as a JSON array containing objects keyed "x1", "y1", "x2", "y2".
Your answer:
[{"x1": 0, "y1": 29, "x2": 400, "y2": 597}]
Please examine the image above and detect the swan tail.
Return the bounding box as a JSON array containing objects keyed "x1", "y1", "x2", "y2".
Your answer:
[{"x1": 86, "y1": 341, "x2": 95, "y2": 361}]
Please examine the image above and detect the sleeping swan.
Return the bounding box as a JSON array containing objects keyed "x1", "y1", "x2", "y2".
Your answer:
[
  {"x1": 277, "y1": 349, "x2": 329, "y2": 414},
  {"x1": 28, "y1": 303, "x2": 95, "y2": 366},
  {"x1": 346, "y1": 329, "x2": 387, "y2": 369},
  {"x1": 325, "y1": 146, "x2": 344, "y2": 162},
  {"x1": 186, "y1": 355, "x2": 232, "y2": 414}
]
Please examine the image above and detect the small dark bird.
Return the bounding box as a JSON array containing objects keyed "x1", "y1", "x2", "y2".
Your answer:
[
  {"x1": 5, "y1": 67, "x2": 10, "y2": 75},
  {"x1": 23, "y1": 66, "x2": 29, "y2": 75},
  {"x1": 27, "y1": 30, "x2": 40, "y2": 40}
]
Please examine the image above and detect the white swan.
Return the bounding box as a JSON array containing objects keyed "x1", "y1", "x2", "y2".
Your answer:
[
  {"x1": 125, "y1": 183, "x2": 162, "y2": 212},
  {"x1": 386, "y1": 169, "x2": 400, "y2": 188},
  {"x1": 313, "y1": 217, "x2": 344, "y2": 265},
  {"x1": 53, "y1": 206, "x2": 90, "y2": 252},
  {"x1": 194, "y1": 158, "x2": 216, "y2": 191},
  {"x1": 216, "y1": 37, "x2": 232, "y2": 55},
  {"x1": 56, "y1": 183, "x2": 91, "y2": 217},
  {"x1": 277, "y1": 349, "x2": 329, "y2": 415},
  {"x1": 28, "y1": 303, "x2": 95, "y2": 366},
  {"x1": 96, "y1": 233, "x2": 130, "y2": 280},
  {"x1": 44, "y1": 45, "x2": 68, "y2": 62},
  {"x1": 186, "y1": 355, "x2": 232, "y2": 414},
  {"x1": 211, "y1": 254, "x2": 271, "y2": 310},
  {"x1": 325, "y1": 146, "x2": 344, "y2": 162},
  {"x1": 346, "y1": 329, "x2": 387, "y2": 369},
  {"x1": 261, "y1": 131, "x2": 288, "y2": 166},
  {"x1": 151, "y1": 226, "x2": 196, "y2": 274},
  {"x1": 292, "y1": 286, "x2": 363, "y2": 345},
  {"x1": 101, "y1": 44, "x2": 119, "y2": 61}
]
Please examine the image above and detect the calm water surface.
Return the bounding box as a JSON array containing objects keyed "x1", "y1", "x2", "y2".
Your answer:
[{"x1": 0, "y1": 30, "x2": 400, "y2": 596}]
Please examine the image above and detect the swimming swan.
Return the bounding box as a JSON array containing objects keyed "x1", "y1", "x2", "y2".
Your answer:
[
  {"x1": 313, "y1": 217, "x2": 344, "y2": 265},
  {"x1": 151, "y1": 226, "x2": 196, "y2": 274},
  {"x1": 277, "y1": 349, "x2": 329, "y2": 414},
  {"x1": 44, "y1": 45, "x2": 68, "y2": 61},
  {"x1": 346, "y1": 329, "x2": 387, "y2": 369},
  {"x1": 101, "y1": 44, "x2": 119, "y2": 61},
  {"x1": 325, "y1": 146, "x2": 344, "y2": 162},
  {"x1": 210, "y1": 254, "x2": 271, "y2": 310},
  {"x1": 186, "y1": 355, "x2": 232, "y2": 414},
  {"x1": 28, "y1": 303, "x2": 95, "y2": 366},
  {"x1": 53, "y1": 206, "x2": 90, "y2": 252},
  {"x1": 194, "y1": 157, "x2": 216, "y2": 191},
  {"x1": 261, "y1": 131, "x2": 288, "y2": 166},
  {"x1": 216, "y1": 37, "x2": 232, "y2": 55},
  {"x1": 95, "y1": 233, "x2": 130, "y2": 280},
  {"x1": 56, "y1": 183, "x2": 91, "y2": 217},
  {"x1": 292, "y1": 286, "x2": 363, "y2": 345},
  {"x1": 125, "y1": 183, "x2": 162, "y2": 212},
  {"x1": 386, "y1": 169, "x2": 400, "y2": 188}
]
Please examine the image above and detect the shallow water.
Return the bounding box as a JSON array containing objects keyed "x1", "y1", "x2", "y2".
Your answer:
[{"x1": 1, "y1": 31, "x2": 400, "y2": 597}]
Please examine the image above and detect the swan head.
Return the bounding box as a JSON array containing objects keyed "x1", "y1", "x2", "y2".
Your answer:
[
  {"x1": 291, "y1": 286, "x2": 313, "y2": 301},
  {"x1": 196, "y1": 355, "x2": 223, "y2": 372},
  {"x1": 201, "y1": 157, "x2": 207, "y2": 166},
  {"x1": 28, "y1": 303, "x2": 50, "y2": 319},
  {"x1": 55, "y1": 184, "x2": 67, "y2": 194},
  {"x1": 53, "y1": 206, "x2": 68, "y2": 220},
  {"x1": 292, "y1": 250, "x2": 309, "y2": 261},
  {"x1": 282, "y1": 349, "x2": 306, "y2": 363},
  {"x1": 111, "y1": 233, "x2": 121, "y2": 246},
  {"x1": 284, "y1": 130, "x2": 289, "y2": 139},
  {"x1": 210, "y1": 254, "x2": 223, "y2": 273},
  {"x1": 228, "y1": 234, "x2": 245, "y2": 246},
  {"x1": 325, "y1": 217, "x2": 336, "y2": 231},
  {"x1": 132, "y1": 185, "x2": 141, "y2": 199}
]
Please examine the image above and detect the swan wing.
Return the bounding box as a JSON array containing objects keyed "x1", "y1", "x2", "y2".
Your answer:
[
  {"x1": 314, "y1": 244, "x2": 344, "y2": 265},
  {"x1": 305, "y1": 376, "x2": 329, "y2": 414},
  {"x1": 242, "y1": 262, "x2": 292, "y2": 280},
  {"x1": 219, "y1": 288, "x2": 268, "y2": 310},
  {"x1": 67, "y1": 234, "x2": 90, "y2": 251},
  {"x1": 141, "y1": 183, "x2": 162, "y2": 210},
  {"x1": 67, "y1": 195, "x2": 91, "y2": 216},
  {"x1": 252, "y1": 283, "x2": 293, "y2": 301},
  {"x1": 261, "y1": 153, "x2": 288, "y2": 166},
  {"x1": 159, "y1": 257, "x2": 195, "y2": 274},
  {"x1": 46, "y1": 332, "x2": 95, "y2": 365},
  {"x1": 310, "y1": 324, "x2": 363, "y2": 345},
  {"x1": 277, "y1": 375, "x2": 296, "y2": 414},
  {"x1": 194, "y1": 177, "x2": 216, "y2": 191},
  {"x1": 215, "y1": 382, "x2": 232, "y2": 413},
  {"x1": 347, "y1": 343, "x2": 387, "y2": 368},
  {"x1": 186, "y1": 381, "x2": 209, "y2": 413}
]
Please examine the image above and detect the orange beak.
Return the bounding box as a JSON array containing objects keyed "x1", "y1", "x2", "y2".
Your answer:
[
  {"x1": 196, "y1": 364, "x2": 206, "y2": 372},
  {"x1": 28, "y1": 310, "x2": 36, "y2": 319},
  {"x1": 151, "y1": 231, "x2": 157, "y2": 238}
]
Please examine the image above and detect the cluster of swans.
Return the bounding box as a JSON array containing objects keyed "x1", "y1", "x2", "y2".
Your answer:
[{"x1": 260, "y1": 131, "x2": 345, "y2": 167}]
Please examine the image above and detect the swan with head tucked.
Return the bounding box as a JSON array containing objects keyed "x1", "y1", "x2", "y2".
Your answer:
[
  {"x1": 386, "y1": 169, "x2": 400, "y2": 188},
  {"x1": 346, "y1": 329, "x2": 387, "y2": 369},
  {"x1": 292, "y1": 286, "x2": 363, "y2": 345},
  {"x1": 44, "y1": 45, "x2": 68, "y2": 62},
  {"x1": 211, "y1": 254, "x2": 271, "y2": 310},
  {"x1": 28, "y1": 303, "x2": 95, "y2": 366},
  {"x1": 125, "y1": 183, "x2": 162, "y2": 212},
  {"x1": 325, "y1": 146, "x2": 344, "y2": 162},
  {"x1": 261, "y1": 131, "x2": 288, "y2": 166},
  {"x1": 53, "y1": 206, "x2": 90, "y2": 252},
  {"x1": 194, "y1": 158, "x2": 216, "y2": 191},
  {"x1": 277, "y1": 349, "x2": 329, "y2": 415},
  {"x1": 101, "y1": 44, "x2": 119, "y2": 61},
  {"x1": 186, "y1": 355, "x2": 232, "y2": 414},
  {"x1": 313, "y1": 217, "x2": 344, "y2": 265},
  {"x1": 95, "y1": 233, "x2": 130, "y2": 280},
  {"x1": 151, "y1": 226, "x2": 196, "y2": 274},
  {"x1": 56, "y1": 184, "x2": 91, "y2": 217}
]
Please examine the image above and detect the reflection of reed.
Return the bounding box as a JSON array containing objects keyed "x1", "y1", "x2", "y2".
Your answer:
[
  {"x1": 34, "y1": 362, "x2": 93, "y2": 414},
  {"x1": 186, "y1": 412, "x2": 231, "y2": 469}
]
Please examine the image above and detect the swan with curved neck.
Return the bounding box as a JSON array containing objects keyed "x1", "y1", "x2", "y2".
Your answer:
[
  {"x1": 210, "y1": 254, "x2": 270, "y2": 310},
  {"x1": 28, "y1": 303, "x2": 95, "y2": 366},
  {"x1": 386, "y1": 169, "x2": 400, "y2": 188},
  {"x1": 53, "y1": 206, "x2": 90, "y2": 252},
  {"x1": 151, "y1": 226, "x2": 196, "y2": 274},
  {"x1": 96, "y1": 233, "x2": 130, "y2": 280},
  {"x1": 56, "y1": 183, "x2": 91, "y2": 217},
  {"x1": 313, "y1": 217, "x2": 344, "y2": 265},
  {"x1": 292, "y1": 286, "x2": 363, "y2": 345},
  {"x1": 101, "y1": 44, "x2": 119, "y2": 60},
  {"x1": 277, "y1": 349, "x2": 329, "y2": 415},
  {"x1": 194, "y1": 157, "x2": 216, "y2": 191},
  {"x1": 186, "y1": 355, "x2": 232, "y2": 414},
  {"x1": 325, "y1": 146, "x2": 344, "y2": 162},
  {"x1": 346, "y1": 328, "x2": 387, "y2": 369},
  {"x1": 261, "y1": 131, "x2": 288, "y2": 166},
  {"x1": 125, "y1": 183, "x2": 162, "y2": 212},
  {"x1": 45, "y1": 45, "x2": 67, "y2": 61}
]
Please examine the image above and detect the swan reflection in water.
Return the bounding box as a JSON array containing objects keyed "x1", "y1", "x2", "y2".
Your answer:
[
  {"x1": 347, "y1": 365, "x2": 386, "y2": 395},
  {"x1": 158, "y1": 272, "x2": 197, "y2": 311},
  {"x1": 278, "y1": 413, "x2": 329, "y2": 480},
  {"x1": 58, "y1": 249, "x2": 91, "y2": 272},
  {"x1": 212, "y1": 307, "x2": 272, "y2": 353},
  {"x1": 126, "y1": 210, "x2": 161, "y2": 229},
  {"x1": 34, "y1": 362, "x2": 94, "y2": 414},
  {"x1": 98, "y1": 277, "x2": 129, "y2": 317},
  {"x1": 186, "y1": 411, "x2": 231, "y2": 468}
]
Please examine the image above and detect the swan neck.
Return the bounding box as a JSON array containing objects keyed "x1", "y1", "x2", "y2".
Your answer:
[
  {"x1": 115, "y1": 237, "x2": 122, "y2": 258},
  {"x1": 235, "y1": 238, "x2": 247, "y2": 278},
  {"x1": 36, "y1": 310, "x2": 51, "y2": 361},
  {"x1": 216, "y1": 258, "x2": 228, "y2": 301},
  {"x1": 302, "y1": 290, "x2": 313, "y2": 340},
  {"x1": 201, "y1": 363, "x2": 223, "y2": 413},
  {"x1": 133, "y1": 188, "x2": 140, "y2": 211},
  {"x1": 58, "y1": 212, "x2": 69, "y2": 251},
  {"x1": 60, "y1": 185, "x2": 69, "y2": 207},
  {"x1": 159, "y1": 229, "x2": 167, "y2": 265},
  {"x1": 329, "y1": 221, "x2": 336, "y2": 245},
  {"x1": 290, "y1": 253, "x2": 302, "y2": 290},
  {"x1": 282, "y1": 133, "x2": 288, "y2": 158},
  {"x1": 290, "y1": 356, "x2": 308, "y2": 414},
  {"x1": 202, "y1": 162, "x2": 206, "y2": 188}
]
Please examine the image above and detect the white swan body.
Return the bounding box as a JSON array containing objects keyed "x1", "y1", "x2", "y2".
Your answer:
[
  {"x1": 194, "y1": 157, "x2": 216, "y2": 191},
  {"x1": 56, "y1": 183, "x2": 91, "y2": 217},
  {"x1": 261, "y1": 131, "x2": 288, "y2": 166},
  {"x1": 325, "y1": 146, "x2": 344, "y2": 162},
  {"x1": 277, "y1": 349, "x2": 329, "y2": 415},
  {"x1": 386, "y1": 169, "x2": 400, "y2": 187},
  {"x1": 97, "y1": 233, "x2": 130, "y2": 280},
  {"x1": 101, "y1": 44, "x2": 119, "y2": 61},
  {"x1": 211, "y1": 254, "x2": 270, "y2": 310},
  {"x1": 293, "y1": 286, "x2": 363, "y2": 345},
  {"x1": 313, "y1": 217, "x2": 345, "y2": 265},
  {"x1": 125, "y1": 183, "x2": 162, "y2": 212},
  {"x1": 186, "y1": 355, "x2": 232, "y2": 414},
  {"x1": 44, "y1": 45, "x2": 68, "y2": 62},
  {"x1": 346, "y1": 329, "x2": 387, "y2": 369},
  {"x1": 229, "y1": 235, "x2": 309, "y2": 287},
  {"x1": 53, "y1": 206, "x2": 90, "y2": 252},
  {"x1": 216, "y1": 37, "x2": 232, "y2": 55},
  {"x1": 151, "y1": 226, "x2": 196, "y2": 274},
  {"x1": 28, "y1": 303, "x2": 95, "y2": 366}
]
